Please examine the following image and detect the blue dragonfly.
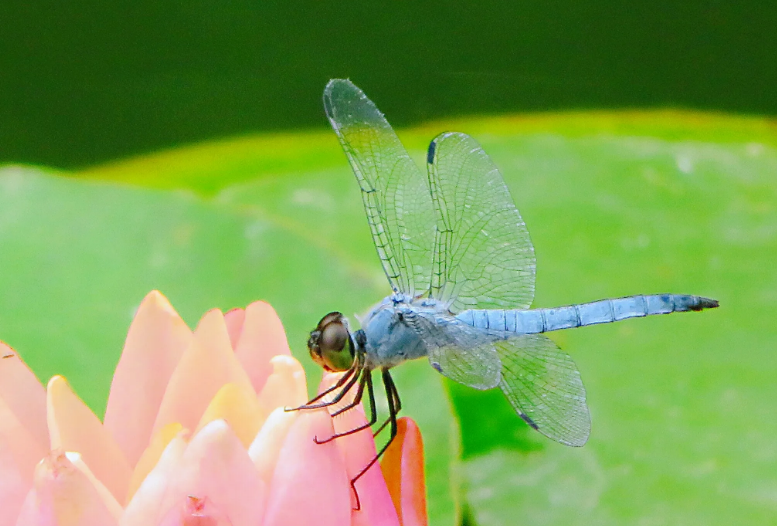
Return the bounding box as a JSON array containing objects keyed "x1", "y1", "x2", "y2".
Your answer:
[{"x1": 296, "y1": 79, "x2": 718, "y2": 487}]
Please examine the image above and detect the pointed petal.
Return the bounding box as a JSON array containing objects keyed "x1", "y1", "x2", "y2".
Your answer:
[
  {"x1": 47, "y1": 376, "x2": 132, "y2": 504},
  {"x1": 105, "y1": 291, "x2": 193, "y2": 468},
  {"x1": 262, "y1": 410, "x2": 351, "y2": 526},
  {"x1": 234, "y1": 302, "x2": 291, "y2": 394},
  {"x1": 67, "y1": 452, "x2": 124, "y2": 519},
  {"x1": 0, "y1": 342, "x2": 48, "y2": 448},
  {"x1": 247, "y1": 408, "x2": 297, "y2": 484},
  {"x1": 224, "y1": 308, "x2": 246, "y2": 350},
  {"x1": 158, "y1": 421, "x2": 265, "y2": 526},
  {"x1": 256, "y1": 356, "x2": 308, "y2": 415},
  {"x1": 127, "y1": 423, "x2": 185, "y2": 503},
  {"x1": 380, "y1": 418, "x2": 428, "y2": 526},
  {"x1": 153, "y1": 310, "x2": 254, "y2": 435},
  {"x1": 15, "y1": 451, "x2": 119, "y2": 526},
  {"x1": 121, "y1": 436, "x2": 187, "y2": 526},
  {"x1": 195, "y1": 384, "x2": 263, "y2": 448},
  {"x1": 319, "y1": 374, "x2": 400, "y2": 526}
]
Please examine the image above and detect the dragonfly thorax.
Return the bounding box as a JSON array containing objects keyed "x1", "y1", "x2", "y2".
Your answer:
[{"x1": 360, "y1": 296, "x2": 435, "y2": 369}]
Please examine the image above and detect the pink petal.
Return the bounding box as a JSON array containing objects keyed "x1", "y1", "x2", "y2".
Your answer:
[
  {"x1": 127, "y1": 423, "x2": 185, "y2": 503},
  {"x1": 0, "y1": 342, "x2": 48, "y2": 448},
  {"x1": 66, "y1": 452, "x2": 124, "y2": 518},
  {"x1": 0, "y1": 434, "x2": 29, "y2": 526},
  {"x1": 0, "y1": 395, "x2": 46, "y2": 488},
  {"x1": 157, "y1": 496, "x2": 234, "y2": 526},
  {"x1": 224, "y1": 308, "x2": 246, "y2": 350},
  {"x1": 319, "y1": 374, "x2": 401, "y2": 526},
  {"x1": 47, "y1": 376, "x2": 132, "y2": 504},
  {"x1": 233, "y1": 301, "x2": 291, "y2": 395},
  {"x1": 104, "y1": 291, "x2": 193, "y2": 468},
  {"x1": 380, "y1": 418, "x2": 427, "y2": 526},
  {"x1": 262, "y1": 410, "x2": 351, "y2": 526},
  {"x1": 121, "y1": 436, "x2": 188, "y2": 526},
  {"x1": 332, "y1": 405, "x2": 400, "y2": 526},
  {"x1": 152, "y1": 310, "x2": 254, "y2": 436},
  {"x1": 256, "y1": 356, "x2": 308, "y2": 416},
  {"x1": 247, "y1": 408, "x2": 298, "y2": 484},
  {"x1": 156, "y1": 421, "x2": 265, "y2": 526},
  {"x1": 15, "y1": 450, "x2": 119, "y2": 526}
]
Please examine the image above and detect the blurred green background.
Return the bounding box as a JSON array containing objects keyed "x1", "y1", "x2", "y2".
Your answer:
[{"x1": 1, "y1": 2, "x2": 776, "y2": 525}]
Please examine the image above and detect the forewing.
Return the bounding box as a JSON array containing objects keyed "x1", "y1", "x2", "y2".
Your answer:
[
  {"x1": 324, "y1": 79, "x2": 435, "y2": 296},
  {"x1": 427, "y1": 132, "x2": 536, "y2": 312},
  {"x1": 402, "y1": 308, "x2": 501, "y2": 390},
  {"x1": 496, "y1": 334, "x2": 590, "y2": 446}
]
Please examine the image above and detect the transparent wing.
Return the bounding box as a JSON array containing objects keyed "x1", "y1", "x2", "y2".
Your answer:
[
  {"x1": 401, "y1": 307, "x2": 501, "y2": 390},
  {"x1": 427, "y1": 132, "x2": 536, "y2": 312},
  {"x1": 496, "y1": 334, "x2": 590, "y2": 447},
  {"x1": 324, "y1": 79, "x2": 436, "y2": 296}
]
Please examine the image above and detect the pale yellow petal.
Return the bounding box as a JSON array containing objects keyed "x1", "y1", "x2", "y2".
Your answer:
[
  {"x1": 121, "y1": 436, "x2": 187, "y2": 526},
  {"x1": 256, "y1": 356, "x2": 308, "y2": 415},
  {"x1": 195, "y1": 383, "x2": 263, "y2": 448},
  {"x1": 126, "y1": 422, "x2": 185, "y2": 503},
  {"x1": 247, "y1": 408, "x2": 298, "y2": 484}
]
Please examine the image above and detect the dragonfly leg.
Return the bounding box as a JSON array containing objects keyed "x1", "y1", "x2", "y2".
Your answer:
[
  {"x1": 286, "y1": 353, "x2": 363, "y2": 411},
  {"x1": 315, "y1": 371, "x2": 377, "y2": 444},
  {"x1": 372, "y1": 370, "x2": 401, "y2": 437},
  {"x1": 388, "y1": 370, "x2": 401, "y2": 412},
  {"x1": 350, "y1": 368, "x2": 400, "y2": 511},
  {"x1": 331, "y1": 369, "x2": 373, "y2": 417}
]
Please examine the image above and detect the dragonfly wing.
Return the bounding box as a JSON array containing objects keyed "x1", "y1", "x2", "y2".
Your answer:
[
  {"x1": 403, "y1": 308, "x2": 501, "y2": 390},
  {"x1": 324, "y1": 79, "x2": 436, "y2": 297},
  {"x1": 496, "y1": 334, "x2": 590, "y2": 446},
  {"x1": 427, "y1": 132, "x2": 536, "y2": 312}
]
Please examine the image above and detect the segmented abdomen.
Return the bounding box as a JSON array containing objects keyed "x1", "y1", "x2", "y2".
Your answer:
[{"x1": 456, "y1": 294, "x2": 718, "y2": 334}]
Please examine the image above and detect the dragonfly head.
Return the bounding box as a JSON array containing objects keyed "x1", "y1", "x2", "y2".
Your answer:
[{"x1": 307, "y1": 312, "x2": 355, "y2": 372}]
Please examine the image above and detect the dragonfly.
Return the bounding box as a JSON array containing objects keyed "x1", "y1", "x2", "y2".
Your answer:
[{"x1": 295, "y1": 78, "x2": 718, "y2": 491}]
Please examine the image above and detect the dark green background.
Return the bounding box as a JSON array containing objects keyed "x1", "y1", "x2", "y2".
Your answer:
[
  {"x1": 2, "y1": 1, "x2": 775, "y2": 167},
  {"x1": 1, "y1": 3, "x2": 776, "y2": 524}
]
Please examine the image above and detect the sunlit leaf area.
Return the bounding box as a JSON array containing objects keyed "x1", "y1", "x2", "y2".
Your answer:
[{"x1": 1, "y1": 111, "x2": 774, "y2": 524}]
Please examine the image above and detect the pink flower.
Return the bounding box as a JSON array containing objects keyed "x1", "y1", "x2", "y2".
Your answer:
[{"x1": 0, "y1": 291, "x2": 427, "y2": 526}]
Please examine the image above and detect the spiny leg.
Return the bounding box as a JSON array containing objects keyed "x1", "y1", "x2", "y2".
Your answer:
[
  {"x1": 287, "y1": 353, "x2": 364, "y2": 411},
  {"x1": 331, "y1": 368, "x2": 372, "y2": 417},
  {"x1": 350, "y1": 368, "x2": 400, "y2": 510},
  {"x1": 301, "y1": 366, "x2": 361, "y2": 410},
  {"x1": 316, "y1": 370, "x2": 378, "y2": 444},
  {"x1": 291, "y1": 363, "x2": 356, "y2": 408}
]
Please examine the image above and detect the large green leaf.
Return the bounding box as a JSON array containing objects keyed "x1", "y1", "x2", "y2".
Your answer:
[
  {"x1": 1, "y1": 110, "x2": 775, "y2": 524},
  {"x1": 0, "y1": 163, "x2": 459, "y2": 525}
]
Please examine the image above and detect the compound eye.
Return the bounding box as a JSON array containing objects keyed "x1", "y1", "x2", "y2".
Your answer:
[
  {"x1": 320, "y1": 322, "x2": 348, "y2": 354},
  {"x1": 307, "y1": 312, "x2": 354, "y2": 372}
]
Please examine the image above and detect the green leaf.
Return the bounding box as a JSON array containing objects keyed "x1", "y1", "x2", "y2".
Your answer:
[
  {"x1": 2, "y1": 110, "x2": 776, "y2": 525},
  {"x1": 0, "y1": 163, "x2": 459, "y2": 525}
]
